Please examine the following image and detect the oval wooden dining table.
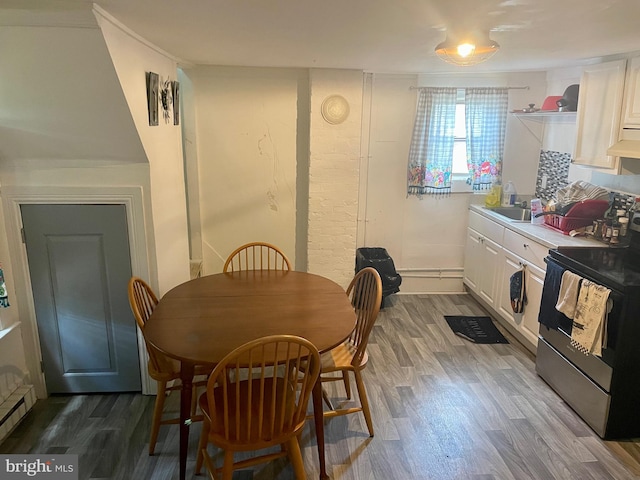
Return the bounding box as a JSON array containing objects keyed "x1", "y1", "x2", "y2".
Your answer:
[{"x1": 144, "y1": 270, "x2": 356, "y2": 480}]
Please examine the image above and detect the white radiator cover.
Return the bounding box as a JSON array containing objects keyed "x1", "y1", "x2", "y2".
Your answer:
[
  {"x1": 0, "y1": 323, "x2": 34, "y2": 443},
  {"x1": 0, "y1": 384, "x2": 36, "y2": 443}
]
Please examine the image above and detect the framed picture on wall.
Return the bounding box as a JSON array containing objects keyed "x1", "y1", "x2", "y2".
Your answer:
[
  {"x1": 172, "y1": 81, "x2": 180, "y2": 126},
  {"x1": 146, "y1": 72, "x2": 159, "y2": 126}
]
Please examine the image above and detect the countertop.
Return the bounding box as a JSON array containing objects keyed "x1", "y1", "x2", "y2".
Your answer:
[{"x1": 469, "y1": 204, "x2": 605, "y2": 250}]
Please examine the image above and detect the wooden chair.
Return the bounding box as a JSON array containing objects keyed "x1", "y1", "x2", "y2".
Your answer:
[
  {"x1": 195, "y1": 335, "x2": 320, "y2": 480},
  {"x1": 127, "y1": 276, "x2": 212, "y2": 455},
  {"x1": 223, "y1": 242, "x2": 291, "y2": 273},
  {"x1": 319, "y1": 267, "x2": 382, "y2": 436}
]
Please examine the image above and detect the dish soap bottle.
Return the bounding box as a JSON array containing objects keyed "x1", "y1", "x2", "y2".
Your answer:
[
  {"x1": 485, "y1": 182, "x2": 502, "y2": 208},
  {"x1": 502, "y1": 181, "x2": 517, "y2": 207}
]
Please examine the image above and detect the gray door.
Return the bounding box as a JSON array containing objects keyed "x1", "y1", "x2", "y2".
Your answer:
[{"x1": 21, "y1": 204, "x2": 141, "y2": 393}]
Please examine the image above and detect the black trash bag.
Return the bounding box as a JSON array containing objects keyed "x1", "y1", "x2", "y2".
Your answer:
[{"x1": 355, "y1": 247, "x2": 402, "y2": 307}]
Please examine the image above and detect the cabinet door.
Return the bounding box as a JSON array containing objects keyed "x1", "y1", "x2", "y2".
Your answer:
[
  {"x1": 521, "y1": 262, "x2": 545, "y2": 346},
  {"x1": 463, "y1": 228, "x2": 481, "y2": 292},
  {"x1": 574, "y1": 59, "x2": 626, "y2": 171},
  {"x1": 497, "y1": 250, "x2": 522, "y2": 329},
  {"x1": 497, "y1": 249, "x2": 544, "y2": 350},
  {"x1": 622, "y1": 56, "x2": 640, "y2": 128},
  {"x1": 464, "y1": 226, "x2": 502, "y2": 308},
  {"x1": 478, "y1": 236, "x2": 501, "y2": 308}
]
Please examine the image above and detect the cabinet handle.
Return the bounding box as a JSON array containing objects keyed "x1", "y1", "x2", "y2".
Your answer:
[{"x1": 523, "y1": 243, "x2": 529, "y2": 249}]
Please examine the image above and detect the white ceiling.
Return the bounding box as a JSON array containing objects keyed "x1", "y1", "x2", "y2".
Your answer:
[{"x1": 4, "y1": 0, "x2": 640, "y2": 73}]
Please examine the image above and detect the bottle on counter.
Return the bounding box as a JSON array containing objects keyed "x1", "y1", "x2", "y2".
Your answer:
[
  {"x1": 484, "y1": 181, "x2": 502, "y2": 208},
  {"x1": 615, "y1": 206, "x2": 633, "y2": 247},
  {"x1": 610, "y1": 214, "x2": 621, "y2": 245},
  {"x1": 619, "y1": 215, "x2": 629, "y2": 236},
  {"x1": 603, "y1": 200, "x2": 616, "y2": 243},
  {"x1": 502, "y1": 181, "x2": 517, "y2": 207}
]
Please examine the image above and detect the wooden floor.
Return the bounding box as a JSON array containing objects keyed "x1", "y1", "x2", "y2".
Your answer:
[{"x1": 3, "y1": 294, "x2": 640, "y2": 479}]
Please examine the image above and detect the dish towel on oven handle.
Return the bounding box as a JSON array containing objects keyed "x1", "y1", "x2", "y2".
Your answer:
[
  {"x1": 571, "y1": 280, "x2": 611, "y2": 356},
  {"x1": 510, "y1": 265, "x2": 526, "y2": 314},
  {"x1": 555, "y1": 270, "x2": 582, "y2": 319},
  {"x1": 538, "y1": 259, "x2": 565, "y2": 329}
]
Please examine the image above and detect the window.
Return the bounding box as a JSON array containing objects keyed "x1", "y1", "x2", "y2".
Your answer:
[{"x1": 407, "y1": 87, "x2": 508, "y2": 196}]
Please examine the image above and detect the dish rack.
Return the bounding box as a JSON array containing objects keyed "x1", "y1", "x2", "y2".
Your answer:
[{"x1": 543, "y1": 200, "x2": 610, "y2": 235}]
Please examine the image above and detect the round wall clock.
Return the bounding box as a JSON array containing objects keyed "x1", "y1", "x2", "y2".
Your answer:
[{"x1": 321, "y1": 95, "x2": 350, "y2": 125}]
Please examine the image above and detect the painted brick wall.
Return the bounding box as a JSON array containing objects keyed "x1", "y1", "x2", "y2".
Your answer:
[{"x1": 308, "y1": 69, "x2": 363, "y2": 288}]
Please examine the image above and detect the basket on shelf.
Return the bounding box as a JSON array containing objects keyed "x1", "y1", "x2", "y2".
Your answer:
[{"x1": 543, "y1": 200, "x2": 610, "y2": 235}]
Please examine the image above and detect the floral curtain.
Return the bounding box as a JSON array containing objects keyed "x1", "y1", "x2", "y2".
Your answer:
[
  {"x1": 465, "y1": 88, "x2": 508, "y2": 190},
  {"x1": 407, "y1": 88, "x2": 457, "y2": 195}
]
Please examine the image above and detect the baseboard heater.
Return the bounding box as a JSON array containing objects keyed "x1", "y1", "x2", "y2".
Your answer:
[{"x1": 0, "y1": 384, "x2": 36, "y2": 443}]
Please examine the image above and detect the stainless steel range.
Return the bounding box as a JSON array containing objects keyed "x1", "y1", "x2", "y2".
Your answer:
[{"x1": 536, "y1": 210, "x2": 640, "y2": 439}]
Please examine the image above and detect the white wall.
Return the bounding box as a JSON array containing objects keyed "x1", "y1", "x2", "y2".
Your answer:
[
  {"x1": 543, "y1": 67, "x2": 582, "y2": 154},
  {"x1": 308, "y1": 69, "x2": 363, "y2": 288},
  {"x1": 186, "y1": 66, "x2": 299, "y2": 275},
  {"x1": 185, "y1": 68, "x2": 549, "y2": 293},
  {"x1": 362, "y1": 72, "x2": 548, "y2": 293},
  {"x1": 97, "y1": 8, "x2": 190, "y2": 295},
  {"x1": 185, "y1": 66, "x2": 363, "y2": 288},
  {"x1": 178, "y1": 69, "x2": 203, "y2": 263}
]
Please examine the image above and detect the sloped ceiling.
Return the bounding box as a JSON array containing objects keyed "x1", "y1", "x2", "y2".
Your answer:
[{"x1": 0, "y1": 7, "x2": 147, "y2": 164}]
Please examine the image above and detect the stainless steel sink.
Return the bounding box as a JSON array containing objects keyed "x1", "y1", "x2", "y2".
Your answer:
[{"x1": 485, "y1": 207, "x2": 532, "y2": 222}]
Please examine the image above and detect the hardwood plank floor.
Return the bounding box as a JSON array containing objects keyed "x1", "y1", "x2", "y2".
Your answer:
[{"x1": 2, "y1": 294, "x2": 640, "y2": 479}]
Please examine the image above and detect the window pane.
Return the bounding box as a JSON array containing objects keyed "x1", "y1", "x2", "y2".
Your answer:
[
  {"x1": 454, "y1": 103, "x2": 466, "y2": 138},
  {"x1": 453, "y1": 101, "x2": 468, "y2": 174},
  {"x1": 453, "y1": 140, "x2": 467, "y2": 174}
]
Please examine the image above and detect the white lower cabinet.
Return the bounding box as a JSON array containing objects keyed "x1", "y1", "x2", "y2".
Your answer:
[
  {"x1": 464, "y1": 210, "x2": 549, "y2": 352},
  {"x1": 464, "y1": 227, "x2": 502, "y2": 309},
  {"x1": 464, "y1": 211, "x2": 504, "y2": 310}
]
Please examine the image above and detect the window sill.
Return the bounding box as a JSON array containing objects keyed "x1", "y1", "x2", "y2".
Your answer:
[{"x1": 451, "y1": 176, "x2": 474, "y2": 193}]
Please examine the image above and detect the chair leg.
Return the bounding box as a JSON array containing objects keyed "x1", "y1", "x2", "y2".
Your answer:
[
  {"x1": 321, "y1": 387, "x2": 334, "y2": 410},
  {"x1": 221, "y1": 450, "x2": 235, "y2": 480},
  {"x1": 342, "y1": 371, "x2": 351, "y2": 399},
  {"x1": 149, "y1": 380, "x2": 167, "y2": 455},
  {"x1": 354, "y1": 369, "x2": 374, "y2": 437},
  {"x1": 286, "y1": 437, "x2": 307, "y2": 480},
  {"x1": 195, "y1": 417, "x2": 210, "y2": 474},
  {"x1": 200, "y1": 446, "x2": 217, "y2": 480}
]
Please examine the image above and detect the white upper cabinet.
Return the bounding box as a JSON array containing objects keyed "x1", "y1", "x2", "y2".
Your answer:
[
  {"x1": 574, "y1": 59, "x2": 627, "y2": 172},
  {"x1": 622, "y1": 56, "x2": 640, "y2": 128}
]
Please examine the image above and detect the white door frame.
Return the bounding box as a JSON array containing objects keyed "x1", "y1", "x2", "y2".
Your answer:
[{"x1": 2, "y1": 186, "x2": 155, "y2": 398}]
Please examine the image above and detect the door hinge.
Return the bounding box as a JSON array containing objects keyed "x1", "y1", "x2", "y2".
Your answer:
[
  {"x1": 20, "y1": 228, "x2": 26, "y2": 244},
  {"x1": 40, "y1": 361, "x2": 44, "y2": 373}
]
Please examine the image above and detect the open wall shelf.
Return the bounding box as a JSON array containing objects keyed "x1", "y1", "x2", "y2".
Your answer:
[
  {"x1": 511, "y1": 111, "x2": 577, "y2": 142},
  {"x1": 511, "y1": 111, "x2": 577, "y2": 121}
]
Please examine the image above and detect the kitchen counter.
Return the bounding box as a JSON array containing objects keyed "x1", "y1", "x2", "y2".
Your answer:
[
  {"x1": 469, "y1": 204, "x2": 604, "y2": 250},
  {"x1": 466, "y1": 203, "x2": 605, "y2": 354}
]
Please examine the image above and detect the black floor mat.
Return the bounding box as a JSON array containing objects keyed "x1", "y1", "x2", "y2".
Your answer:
[{"x1": 444, "y1": 316, "x2": 509, "y2": 344}]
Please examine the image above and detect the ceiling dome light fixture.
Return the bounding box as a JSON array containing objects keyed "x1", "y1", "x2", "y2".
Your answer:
[{"x1": 435, "y1": 31, "x2": 500, "y2": 66}]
